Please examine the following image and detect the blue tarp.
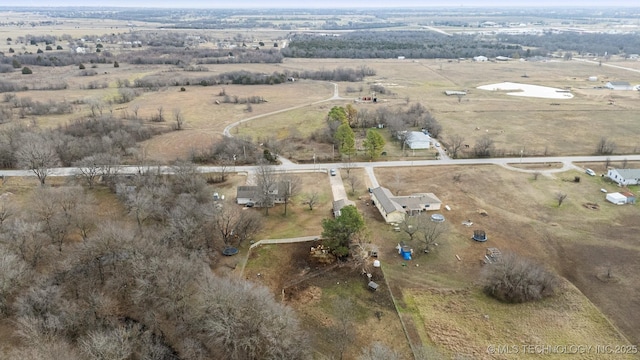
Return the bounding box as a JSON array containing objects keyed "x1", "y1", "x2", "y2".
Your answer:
[{"x1": 402, "y1": 251, "x2": 412, "y2": 261}]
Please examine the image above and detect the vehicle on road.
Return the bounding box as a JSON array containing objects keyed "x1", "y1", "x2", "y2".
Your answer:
[{"x1": 330, "y1": 168, "x2": 337, "y2": 176}]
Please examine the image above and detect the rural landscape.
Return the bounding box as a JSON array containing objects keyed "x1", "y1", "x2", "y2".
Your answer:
[{"x1": 0, "y1": 4, "x2": 639, "y2": 359}]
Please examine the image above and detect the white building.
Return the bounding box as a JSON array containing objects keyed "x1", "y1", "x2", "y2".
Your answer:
[
  {"x1": 405, "y1": 131, "x2": 431, "y2": 150},
  {"x1": 607, "y1": 169, "x2": 640, "y2": 186},
  {"x1": 606, "y1": 192, "x2": 627, "y2": 205},
  {"x1": 605, "y1": 81, "x2": 633, "y2": 91},
  {"x1": 473, "y1": 56, "x2": 488, "y2": 62}
]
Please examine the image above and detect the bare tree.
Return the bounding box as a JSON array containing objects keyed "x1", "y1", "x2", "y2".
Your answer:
[
  {"x1": 80, "y1": 327, "x2": 133, "y2": 360},
  {"x1": 595, "y1": 137, "x2": 616, "y2": 155},
  {"x1": 195, "y1": 275, "x2": 310, "y2": 360},
  {"x1": 0, "y1": 245, "x2": 32, "y2": 315},
  {"x1": 359, "y1": 342, "x2": 402, "y2": 360},
  {"x1": 0, "y1": 197, "x2": 15, "y2": 228},
  {"x1": 555, "y1": 192, "x2": 567, "y2": 207},
  {"x1": 622, "y1": 158, "x2": 628, "y2": 169},
  {"x1": 448, "y1": 134, "x2": 465, "y2": 159},
  {"x1": 303, "y1": 191, "x2": 319, "y2": 211},
  {"x1": 416, "y1": 215, "x2": 447, "y2": 254},
  {"x1": 330, "y1": 298, "x2": 356, "y2": 360},
  {"x1": 482, "y1": 252, "x2": 560, "y2": 303},
  {"x1": 131, "y1": 104, "x2": 139, "y2": 120},
  {"x1": 173, "y1": 108, "x2": 184, "y2": 130},
  {"x1": 347, "y1": 175, "x2": 361, "y2": 196},
  {"x1": 473, "y1": 135, "x2": 494, "y2": 158},
  {"x1": 156, "y1": 106, "x2": 164, "y2": 122},
  {"x1": 255, "y1": 162, "x2": 277, "y2": 215},
  {"x1": 16, "y1": 132, "x2": 60, "y2": 186},
  {"x1": 279, "y1": 175, "x2": 299, "y2": 216},
  {"x1": 74, "y1": 156, "x2": 101, "y2": 188},
  {"x1": 399, "y1": 215, "x2": 420, "y2": 242},
  {"x1": 3, "y1": 219, "x2": 48, "y2": 267},
  {"x1": 171, "y1": 160, "x2": 207, "y2": 202},
  {"x1": 211, "y1": 203, "x2": 262, "y2": 248}
]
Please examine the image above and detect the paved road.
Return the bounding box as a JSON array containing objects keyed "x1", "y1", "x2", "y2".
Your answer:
[{"x1": 5, "y1": 154, "x2": 639, "y2": 179}]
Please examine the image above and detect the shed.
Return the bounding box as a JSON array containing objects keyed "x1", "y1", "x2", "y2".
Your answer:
[
  {"x1": 368, "y1": 281, "x2": 379, "y2": 291},
  {"x1": 606, "y1": 192, "x2": 627, "y2": 205},
  {"x1": 620, "y1": 191, "x2": 636, "y2": 204}
]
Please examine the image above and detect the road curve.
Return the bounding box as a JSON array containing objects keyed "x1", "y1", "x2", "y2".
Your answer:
[{"x1": 223, "y1": 82, "x2": 347, "y2": 137}]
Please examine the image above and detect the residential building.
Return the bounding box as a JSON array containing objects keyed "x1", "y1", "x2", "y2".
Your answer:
[
  {"x1": 371, "y1": 186, "x2": 442, "y2": 223},
  {"x1": 607, "y1": 169, "x2": 640, "y2": 186}
]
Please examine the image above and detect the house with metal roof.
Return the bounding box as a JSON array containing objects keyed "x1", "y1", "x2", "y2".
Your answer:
[
  {"x1": 605, "y1": 81, "x2": 633, "y2": 91},
  {"x1": 607, "y1": 168, "x2": 640, "y2": 186},
  {"x1": 236, "y1": 181, "x2": 291, "y2": 207},
  {"x1": 370, "y1": 186, "x2": 442, "y2": 223}
]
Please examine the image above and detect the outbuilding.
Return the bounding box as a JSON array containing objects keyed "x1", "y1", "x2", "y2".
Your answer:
[
  {"x1": 605, "y1": 81, "x2": 633, "y2": 91},
  {"x1": 606, "y1": 192, "x2": 627, "y2": 205}
]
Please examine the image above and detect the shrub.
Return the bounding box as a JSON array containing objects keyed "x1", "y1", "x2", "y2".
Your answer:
[
  {"x1": 482, "y1": 252, "x2": 560, "y2": 303},
  {"x1": 113, "y1": 61, "x2": 119, "y2": 68},
  {"x1": 79, "y1": 63, "x2": 85, "y2": 70},
  {"x1": 21, "y1": 67, "x2": 33, "y2": 75}
]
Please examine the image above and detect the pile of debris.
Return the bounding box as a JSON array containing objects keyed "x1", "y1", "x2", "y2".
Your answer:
[
  {"x1": 310, "y1": 244, "x2": 335, "y2": 264},
  {"x1": 484, "y1": 247, "x2": 502, "y2": 264}
]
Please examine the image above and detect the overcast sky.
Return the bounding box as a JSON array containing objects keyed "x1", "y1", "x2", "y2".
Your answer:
[{"x1": 1, "y1": 1, "x2": 636, "y2": 8}]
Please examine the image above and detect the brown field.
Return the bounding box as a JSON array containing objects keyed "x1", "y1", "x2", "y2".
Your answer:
[
  {"x1": 368, "y1": 165, "x2": 639, "y2": 353},
  {"x1": 3, "y1": 53, "x2": 640, "y2": 162},
  {"x1": 2, "y1": 16, "x2": 640, "y2": 358}
]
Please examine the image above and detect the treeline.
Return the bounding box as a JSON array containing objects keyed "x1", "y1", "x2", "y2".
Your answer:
[
  {"x1": 502, "y1": 32, "x2": 640, "y2": 57},
  {"x1": 282, "y1": 31, "x2": 533, "y2": 59},
  {"x1": 0, "y1": 52, "x2": 111, "y2": 68},
  {"x1": 0, "y1": 114, "x2": 163, "y2": 171},
  {"x1": 0, "y1": 166, "x2": 309, "y2": 358}
]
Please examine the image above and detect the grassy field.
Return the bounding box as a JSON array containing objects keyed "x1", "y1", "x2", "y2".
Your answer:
[{"x1": 368, "y1": 164, "x2": 639, "y2": 354}]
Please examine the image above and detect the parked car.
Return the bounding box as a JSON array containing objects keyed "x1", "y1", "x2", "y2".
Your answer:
[
  {"x1": 330, "y1": 168, "x2": 337, "y2": 176},
  {"x1": 585, "y1": 168, "x2": 596, "y2": 176}
]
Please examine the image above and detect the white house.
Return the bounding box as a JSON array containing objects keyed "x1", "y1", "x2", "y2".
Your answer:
[
  {"x1": 607, "y1": 168, "x2": 640, "y2": 186},
  {"x1": 405, "y1": 131, "x2": 431, "y2": 150},
  {"x1": 473, "y1": 56, "x2": 488, "y2": 62},
  {"x1": 605, "y1": 81, "x2": 633, "y2": 91},
  {"x1": 75, "y1": 47, "x2": 86, "y2": 54},
  {"x1": 236, "y1": 181, "x2": 291, "y2": 207},
  {"x1": 371, "y1": 186, "x2": 442, "y2": 224}
]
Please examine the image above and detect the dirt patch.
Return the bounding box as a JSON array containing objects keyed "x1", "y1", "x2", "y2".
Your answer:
[
  {"x1": 508, "y1": 162, "x2": 564, "y2": 170},
  {"x1": 245, "y1": 241, "x2": 411, "y2": 359},
  {"x1": 582, "y1": 202, "x2": 600, "y2": 210}
]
